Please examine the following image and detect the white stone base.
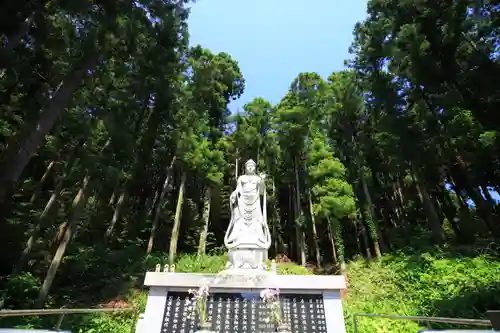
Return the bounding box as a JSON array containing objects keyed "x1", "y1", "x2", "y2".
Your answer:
[
  {"x1": 136, "y1": 272, "x2": 347, "y2": 333},
  {"x1": 143, "y1": 271, "x2": 346, "y2": 292},
  {"x1": 226, "y1": 247, "x2": 268, "y2": 270}
]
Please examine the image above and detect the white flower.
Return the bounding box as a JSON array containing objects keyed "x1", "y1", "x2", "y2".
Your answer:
[
  {"x1": 260, "y1": 288, "x2": 283, "y2": 326},
  {"x1": 199, "y1": 285, "x2": 209, "y2": 296},
  {"x1": 186, "y1": 285, "x2": 210, "y2": 325},
  {"x1": 260, "y1": 288, "x2": 280, "y2": 302},
  {"x1": 260, "y1": 289, "x2": 271, "y2": 299}
]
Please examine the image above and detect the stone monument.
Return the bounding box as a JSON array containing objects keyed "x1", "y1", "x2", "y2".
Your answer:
[
  {"x1": 224, "y1": 159, "x2": 271, "y2": 271},
  {"x1": 134, "y1": 159, "x2": 347, "y2": 333}
]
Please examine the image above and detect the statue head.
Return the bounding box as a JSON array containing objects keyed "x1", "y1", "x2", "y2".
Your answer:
[{"x1": 245, "y1": 159, "x2": 257, "y2": 174}]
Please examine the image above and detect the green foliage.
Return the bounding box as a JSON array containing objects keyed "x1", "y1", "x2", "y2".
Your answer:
[
  {"x1": 74, "y1": 307, "x2": 142, "y2": 333},
  {"x1": 175, "y1": 254, "x2": 228, "y2": 273},
  {"x1": 345, "y1": 251, "x2": 500, "y2": 333},
  {"x1": 273, "y1": 262, "x2": 312, "y2": 275},
  {"x1": 2, "y1": 272, "x2": 45, "y2": 309}
]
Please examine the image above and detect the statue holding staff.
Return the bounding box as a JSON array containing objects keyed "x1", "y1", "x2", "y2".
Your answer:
[{"x1": 224, "y1": 159, "x2": 271, "y2": 251}]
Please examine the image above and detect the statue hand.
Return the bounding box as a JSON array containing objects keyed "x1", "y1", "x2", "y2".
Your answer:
[
  {"x1": 230, "y1": 192, "x2": 236, "y2": 203},
  {"x1": 259, "y1": 173, "x2": 266, "y2": 180}
]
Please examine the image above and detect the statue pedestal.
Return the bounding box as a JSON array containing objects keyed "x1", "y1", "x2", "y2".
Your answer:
[
  {"x1": 135, "y1": 271, "x2": 347, "y2": 333},
  {"x1": 226, "y1": 246, "x2": 268, "y2": 271}
]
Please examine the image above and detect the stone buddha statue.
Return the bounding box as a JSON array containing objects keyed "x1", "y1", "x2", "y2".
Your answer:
[{"x1": 224, "y1": 159, "x2": 271, "y2": 270}]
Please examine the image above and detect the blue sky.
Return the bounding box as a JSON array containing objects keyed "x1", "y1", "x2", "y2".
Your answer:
[
  {"x1": 187, "y1": 0, "x2": 369, "y2": 112},
  {"x1": 186, "y1": 1, "x2": 500, "y2": 204}
]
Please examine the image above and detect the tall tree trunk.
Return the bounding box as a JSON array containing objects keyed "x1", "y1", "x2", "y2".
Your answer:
[
  {"x1": 16, "y1": 151, "x2": 79, "y2": 274},
  {"x1": 333, "y1": 217, "x2": 346, "y2": 273},
  {"x1": 35, "y1": 174, "x2": 91, "y2": 308},
  {"x1": 29, "y1": 160, "x2": 57, "y2": 205},
  {"x1": 431, "y1": 189, "x2": 446, "y2": 224},
  {"x1": 235, "y1": 152, "x2": 239, "y2": 181},
  {"x1": 50, "y1": 139, "x2": 109, "y2": 253},
  {"x1": 104, "y1": 190, "x2": 127, "y2": 243},
  {"x1": 168, "y1": 171, "x2": 187, "y2": 266},
  {"x1": 450, "y1": 180, "x2": 470, "y2": 209},
  {"x1": 147, "y1": 156, "x2": 176, "y2": 253},
  {"x1": 326, "y1": 217, "x2": 338, "y2": 264},
  {"x1": 412, "y1": 167, "x2": 445, "y2": 243},
  {"x1": 0, "y1": 168, "x2": 65, "y2": 308},
  {"x1": 50, "y1": 221, "x2": 68, "y2": 255},
  {"x1": 146, "y1": 189, "x2": 161, "y2": 219},
  {"x1": 360, "y1": 172, "x2": 382, "y2": 257},
  {"x1": 0, "y1": 48, "x2": 100, "y2": 203},
  {"x1": 358, "y1": 216, "x2": 372, "y2": 259},
  {"x1": 272, "y1": 178, "x2": 279, "y2": 255},
  {"x1": 257, "y1": 146, "x2": 260, "y2": 166},
  {"x1": 288, "y1": 185, "x2": 295, "y2": 259},
  {"x1": 197, "y1": 187, "x2": 211, "y2": 256},
  {"x1": 354, "y1": 182, "x2": 373, "y2": 259},
  {"x1": 15, "y1": 179, "x2": 64, "y2": 275},
  {"x1": 394, "y1": 179, "x2": 405, "y2": 214},
  {"x1": 294, "y1": 157, "x2": 306, "y2": 266},
  {"x1": 308, "y1": 190, "x2": 321, "y2": 267},
  {"x1": 434, "y1": 184, "x2": 461, "y2": 237},
  {"x1": 453, "y1": 155, "x2": 496, "y2": 233},
  {"x1": 390, "y1": 181, "x2": 404, "y2": 223},
  {"x1": 108, "y1": 185, "x2": 118, "y2": 207},
  {"x1": 448, "y1": 180, "x2": 477, "y2": 239},
  {"x1": 346, "y1": 158, "x2": 373, "y2": 259}
]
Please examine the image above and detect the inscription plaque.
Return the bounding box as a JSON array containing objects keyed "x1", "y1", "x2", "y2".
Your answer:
[{"x1": 161, "y1": 292, "x2": 327, "y2": 333}]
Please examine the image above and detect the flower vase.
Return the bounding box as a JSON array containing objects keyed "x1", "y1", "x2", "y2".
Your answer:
[
  {"x1": 195, "y1": 322, "x2": 215, "y2": 333},
  {"x1": 276, "y1": 323, "x2": 292, "y2": 333}
]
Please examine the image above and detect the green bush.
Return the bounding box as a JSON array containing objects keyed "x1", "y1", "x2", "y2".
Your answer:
[
  {"x1": 344, "y1": 252, "x2": 500, "y2": 333},
  {"x1": 175, "y1": 253, "x2": 228, "y2": 273},
  {"x1": 274, "y1": 262, "x2": 312, "y2": 275}
]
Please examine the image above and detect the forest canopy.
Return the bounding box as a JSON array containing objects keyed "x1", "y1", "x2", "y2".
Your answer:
[{"x1": 0, "y1": 0, "x2": 499, "y2": 318}]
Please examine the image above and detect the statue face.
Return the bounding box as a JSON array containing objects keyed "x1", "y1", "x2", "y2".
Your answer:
[{"x1": 245, "y1": 163, "x2": 256, "y2": 174}]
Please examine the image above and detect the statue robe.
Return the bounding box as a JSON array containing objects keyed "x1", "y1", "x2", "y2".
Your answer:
[{"x1": 224, "y1": 174, "x2": 271, "y2": 249}]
